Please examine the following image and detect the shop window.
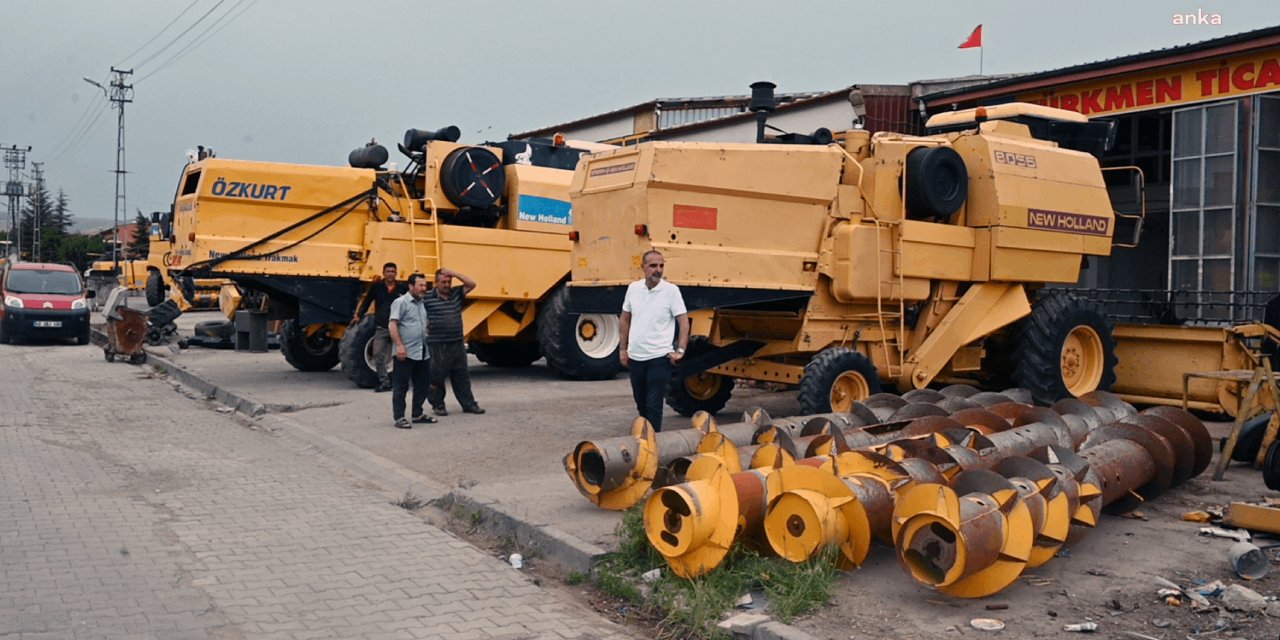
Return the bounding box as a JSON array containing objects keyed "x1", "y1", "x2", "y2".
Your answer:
[
  {"x1": 1170, "y1": 102, "x2": 1238, "y2": 321},
  {"x1": 1253, "y1": 94, "x2": 1280, "y2": 292}
]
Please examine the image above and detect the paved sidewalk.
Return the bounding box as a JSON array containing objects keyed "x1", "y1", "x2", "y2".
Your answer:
[{"x1": 0, "y1": 343, "x2": 632, "y2": 640}]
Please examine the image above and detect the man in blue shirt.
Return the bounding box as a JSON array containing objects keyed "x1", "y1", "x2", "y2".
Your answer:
[{"x1": 388, "y1": 273, "x2": 437, "y2": 429}]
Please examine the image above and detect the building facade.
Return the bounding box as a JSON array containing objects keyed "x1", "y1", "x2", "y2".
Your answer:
[{"x1": 919, "y1": 26, "x2": 1280, "y2": 322}]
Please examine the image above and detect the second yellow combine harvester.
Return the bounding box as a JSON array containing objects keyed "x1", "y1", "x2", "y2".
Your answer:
[
  {"x1": 171, "y1": 128, "x2": 622, "y2": 384},
  {"x1": 567, "y1": 82, "x2": 1275, "y2": 413}
]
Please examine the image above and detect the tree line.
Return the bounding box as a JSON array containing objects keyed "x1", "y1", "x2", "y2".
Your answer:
[{"x1": 0, "y1": 181, "x2": 154, "y2": 270}]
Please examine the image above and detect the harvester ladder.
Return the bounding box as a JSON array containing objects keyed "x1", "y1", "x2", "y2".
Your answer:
[
  {"x1": 408, "y1": 197, "x2": 444, "y2": 276},
  {"x1": 836, "y1": 144, "x2": 906, "y2": 376}
]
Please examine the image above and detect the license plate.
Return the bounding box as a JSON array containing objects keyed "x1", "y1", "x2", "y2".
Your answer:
[{"x1": 33, "y1": 320, "x2": 62, "y2": 328}]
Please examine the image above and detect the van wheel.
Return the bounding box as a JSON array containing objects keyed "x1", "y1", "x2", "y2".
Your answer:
[
  {"x1": 339, "y1": 315, "x2": 381, "y2": 388},
  {"x1": 280, "y1": 320, "x2": 341, "y2": 372},
  {"x1": 666, "y1": 337, "x2": 733, "y2": 417},
  {"x1": 537, "y1": 285, "x2": 621, "y2": 380},
  {"x1": 1012, "y1": 292, "x2": 1117, "y2": 406},
  {"x1": 145, "y1": 271, "x2": 166, "y2": 307},
  {"x1": 77, "y1": 328, "x2": 90, "y2": 346},
  {"x1": 798, "y1": 347, "x2": 881, "y2": 414},
  {"x1": 0, "y1": 323, "x2": 9, "y2": 345}
]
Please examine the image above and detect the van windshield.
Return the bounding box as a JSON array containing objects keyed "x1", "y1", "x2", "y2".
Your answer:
[{"x1": 5, "y1": 270, "x2": 83, "y2": 295}]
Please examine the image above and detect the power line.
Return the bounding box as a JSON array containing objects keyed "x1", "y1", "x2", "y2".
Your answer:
[
  {"x1": 3, "y1": 144, "x2": 31, "y2": 260},
  {"x1": 133, "y1": 0, "x2": 226, "y2": 69},
  {"x1": 46, "y1": 98, "x2": 111, "y2": 167},
  {"x1": 137, "y1": 0, "x2": 259, "y2": 84},
  {"x1": 45, "y1": 80, "x2": 109, "y2": 162},
  {"x1": 115, "y1": 0, "x2": 203, "y2": 68}
]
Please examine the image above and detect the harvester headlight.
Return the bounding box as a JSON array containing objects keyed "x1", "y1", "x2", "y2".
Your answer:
[{"x1": 4, "y1": 295, "x2": 23, "y2": 308}]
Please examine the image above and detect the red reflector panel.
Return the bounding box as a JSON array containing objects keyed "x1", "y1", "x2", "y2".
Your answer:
[{"x1": 673, "y1": 204, "x2": 717, "y2": 230}]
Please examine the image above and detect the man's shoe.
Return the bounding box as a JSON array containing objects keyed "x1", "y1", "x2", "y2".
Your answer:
[
  {"x1": 433, "y1": 407, "x2": 449, "y2": 417},
  {"x1": 412, "y1": 414, "x2": 437, "y2": 424},
  {"x1": 463, "y1": 405, "x2": 486, "y2": 415},
  {"x1": 375, "y1": 383, "x2": 392, "y2": 393},
  {"x1": 393, "y1": 417, "x2": 412, "y2": 429}
]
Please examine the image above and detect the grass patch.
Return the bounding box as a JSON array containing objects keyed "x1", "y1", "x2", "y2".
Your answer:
[
  {"x1": 591, "y1": 505, "x2": 841, "y2": 638},
  {"x1": 565, "y1": 570, "x2": 588, "y2": 586},
  {"x1": 393, "y1": 491, "x2": 426, "y2": 511}
]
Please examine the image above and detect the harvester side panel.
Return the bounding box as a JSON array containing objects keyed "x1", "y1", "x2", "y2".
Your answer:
[{"x1": 571, "y1": 143, "x2": 843, "y2": 297}]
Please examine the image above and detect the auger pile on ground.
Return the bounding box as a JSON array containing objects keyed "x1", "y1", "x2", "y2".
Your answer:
[{"x1": 563, "y1": 386, "x2": 1212, "y2": 597}]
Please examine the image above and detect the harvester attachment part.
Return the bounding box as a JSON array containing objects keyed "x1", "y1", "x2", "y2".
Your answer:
[
  {"x1": 863, "y1": 393, "x2": 908, "y2": 421},
  {"x1": 901, "y1": 415, "x2": 967, "y2": 439},
  {"x1": 1119, "y1": 415, "x2": 1195, "y2": 486},
  {"x1": 695, "y1": 431, "x2": 744, "y2": 473},
  {"x1": 1051, "y1": 398, "x2": 1104, "y2": 432},
  {"x1": 1079, "y1": 390, "x2": 1137, "y2": 422},
  {"x1": 937, "y1": 397, "x2": 982, "y2": 414},
  {"x1": 835, "y1": 450, "x2": 916, "y2": 541},
  {"x1": 749, "y1": 442, "x2": 795, "y2": 469},
  {"x1": 644, "y1": 455, "x2": 739, "y2": 578},
  {"x1": 1083, "y1": 423, "x2": 1175, "y2": 514},
  {"x1": 1141, "y1": 406, "x2": 1213, "y2": 477},
  {"x1": 992, "y1": 457, "x2": 1070, "y2": 568},
  {"x1": 564, "y1": 417, "x2": 659, "y2": 510},
  {"x1": 940, "y1": 384, "x2": 981, "y2": 398},
  {"x1": 902, "y1": 388, "x2": 947, "y2": 404},
  {"x1": 893, "y1": 470, "x2": 1033, "y2": 598},
  {"x1": 890, "y1": 403, "x2": 951, "y2": 422},
  {"x1": 765, "y1": 465, "x2": 872, "y2": 569},
  {"x1": 999, "y1": 388, "x2": 1034, "y2": 405},
  {"x1": 948, "y1": 408, "x2": 1014, "y2": 434},
  {"x1": 969, "y1": 391, "x2": 1016, "y2": 407}
]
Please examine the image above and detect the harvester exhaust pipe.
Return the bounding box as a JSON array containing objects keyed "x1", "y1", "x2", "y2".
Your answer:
[
  {"x1": 749, "y1": 81, "x2": 777, "y2": 144},
  {"x1": 402, "y1": 126, "x2": 462, "y2": 152}
]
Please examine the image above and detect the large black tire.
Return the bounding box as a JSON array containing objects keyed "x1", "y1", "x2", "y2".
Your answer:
[
  {"x1": 666, "y1": 336, "x2": 734, "y2": 417},
  {"x1": 537, "y1": 285, "x2": 621, "y2": 380},
  {"x1": 194, "y1": 320, "x2": 236, "y2": 339},
  {"x1": 798, "y1": 347, "x2": 882, "y2": 415},
  {"x1": 905, "y1": 146, "x2": 968, "y2": 219},
  {"x1": 145, "y1": 270, "x2": 166, "y2": 307},
  {"x1": 1011, "y1": 292, "x2": 1118, "y2": 406},
  {"x1": 339, "y1": 315, "x2": 382, "y2": 388},
  {"x1": 279, "y1": 320, "x2": 341, "y2": 372},
  {"x1": 472, "y1": 341, "x2": 543, "y2": 368}
]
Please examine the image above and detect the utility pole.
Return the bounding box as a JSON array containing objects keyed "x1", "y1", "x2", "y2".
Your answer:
[
  {"x1": 30, "y1": 162, "x2": 45, "y2": 261},
  {"x1": 2, "y1": 144, "x2": 31, "y2": 261},
  {"x1": 84, "y1": 68, "x2": 133, "y2": 274}
]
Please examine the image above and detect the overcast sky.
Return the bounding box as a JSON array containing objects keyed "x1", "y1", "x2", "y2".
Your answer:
[{"x1": 1, "y1": 1, "x2": 1277, "y2": 229}]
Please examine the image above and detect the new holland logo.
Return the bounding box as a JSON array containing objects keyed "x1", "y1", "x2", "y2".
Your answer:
[{"x1": 42, "y1": 302, "x2": 53, "y2": 309}]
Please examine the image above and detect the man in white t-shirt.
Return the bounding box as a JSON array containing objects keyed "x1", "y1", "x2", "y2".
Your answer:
[{"x1": 619, "y1": 250, "x2": 689, "y2": 432}]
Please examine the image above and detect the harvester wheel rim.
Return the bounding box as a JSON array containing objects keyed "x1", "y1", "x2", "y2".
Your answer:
[
  {"x1": 685, "y1": 371, "x2": 727, "y2": 401},
  {"x1": 575, "y1": 313, "x2": 619, "y2": 359},
  {"x1": 830, "y1": 371, "x2": 871, "y2": 413},
  {"x1": 1061, "y1": 325, "x2": 1104, "y2": 397}
]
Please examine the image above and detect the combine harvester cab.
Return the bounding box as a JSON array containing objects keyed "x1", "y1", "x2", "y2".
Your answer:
[
  {"x1": 569, "y1": 82, "x2": 1142, "y2": 414},
  {"x1": 172, "y1": 128, "x2": 622, "y2": 383}
]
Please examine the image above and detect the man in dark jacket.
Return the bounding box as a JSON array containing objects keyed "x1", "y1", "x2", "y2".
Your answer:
[
  {"x1": 352, "y1": 262, "x2": 408, "y2": 392},
  {"x1": 425, "y1": 267, "x2": 485, "y2": 415}
]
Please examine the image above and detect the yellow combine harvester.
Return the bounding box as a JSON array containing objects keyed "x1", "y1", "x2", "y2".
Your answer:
[
  {"x1": 171, "y1": 129, "x2": 621, "y2": 385},
  {"x1": 567, "y1": 83, "x2": 1276, "y2": 415}
]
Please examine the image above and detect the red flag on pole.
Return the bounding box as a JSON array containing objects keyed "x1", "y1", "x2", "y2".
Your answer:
[{"x1": 959, "y1": 24, "x2": 983, "y2": 49}]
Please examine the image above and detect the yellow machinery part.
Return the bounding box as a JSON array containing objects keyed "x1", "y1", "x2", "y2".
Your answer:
[
  {"x1": 764, "y1": 465, "x2": 872, "y2": 570},
  {"x1": 644, "y1": 455, "x2": 740, "y2": 579},
  {"x1": 563, "y1": 417, "x2": 658, "y2": 511}
]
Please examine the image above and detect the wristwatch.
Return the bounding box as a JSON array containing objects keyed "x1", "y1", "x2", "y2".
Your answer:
[{"x1": 676, "y1": 348, "x2": 685, "y2": 354}]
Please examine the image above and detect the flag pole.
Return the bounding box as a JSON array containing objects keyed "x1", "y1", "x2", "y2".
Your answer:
[{"x1": 980, "y1": 46, "x2": 984, "y2": 76}]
